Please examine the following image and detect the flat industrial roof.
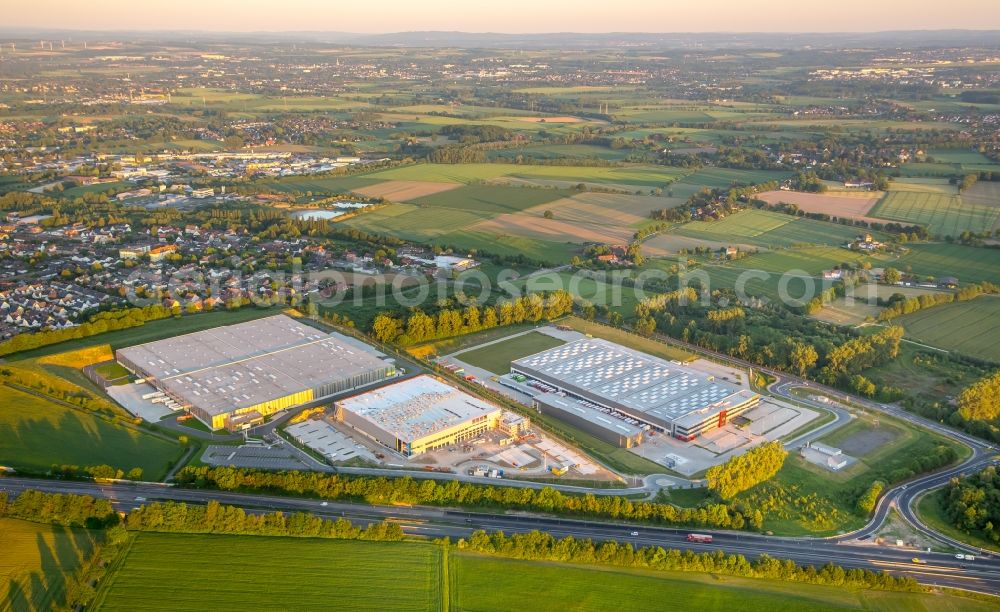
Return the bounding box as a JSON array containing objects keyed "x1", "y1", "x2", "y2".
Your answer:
[
  {"x1": 339, "y1": 375, "x2": 500, "y2": 443},
  {"x1": 116, "y1": 315, "x2": 390, "y2": 416},
  {"x1": 512, "y1": 338, "x2": 754, "y2": 427},
  {"x1": 534, "y1": 392, "x2": 645, "y2": 438}
]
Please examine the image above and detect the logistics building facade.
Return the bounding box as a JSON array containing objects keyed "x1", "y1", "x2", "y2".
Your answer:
[
  {"x1": 116, "y1": 315, "x2": 394, "y2": 430},
  {"x1": 335, "y1": 375, "x2": 503, "y2": 457},
  {"x1": 511, "y1": 338, "x2": 759, "y2": 445}
]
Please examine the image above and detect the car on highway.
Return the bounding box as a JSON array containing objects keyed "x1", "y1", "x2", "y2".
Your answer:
[
  {"x1": 911, "y1": 558, "x2": 927, "y2": 565},
  {"x1": 629, "y1": 531, "x2": 639, "y2": 536},
  {"x1": 320, "y1": 501, "x2": 329, "y2": 507},
  {"x1": 955, "y1": 553, "x2": 976, "y2": 561},
  {"x1": 134, "y1": 496, "x2": 146, "y2": 502}
]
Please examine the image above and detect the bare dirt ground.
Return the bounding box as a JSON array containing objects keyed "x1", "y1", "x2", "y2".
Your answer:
[
  {"x1": 756, "y1": 190, "x2": 884, "y2": 223},
  {"x1": 353, "y1": 180, "x2": 461, "y2": 202}
]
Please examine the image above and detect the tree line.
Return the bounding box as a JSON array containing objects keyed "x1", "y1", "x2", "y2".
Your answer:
[
  {"x1": 175, "y1": 466, "x2": 758, "y2": 530},
  {"x1": 706, "y1": 442, "x2": 787, "y2": 500},
  {"x1": 126, "y1": 499, "x2": 404, "y2": 541},
  {"x1": 877, "y1": 282, "x2": 998, "y2": 322},
  {"x1": 458, "y1": 529, "x2": 921, "y2": 592},
  {"x1": 0, "y1": 490, "x2": 119, "y2": 528},
  {"x1": 370, "y1": 290, "x2": 575, "y2": 345}
]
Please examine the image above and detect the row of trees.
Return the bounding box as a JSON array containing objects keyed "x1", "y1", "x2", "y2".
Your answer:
[
  {"x1": 706, "y1": 442, "x2": 788, "y2": 500},
  {"x1": 175, "y1": 466, "x2": 755, "y2": 530},
  {"x1": 126, "y1": 500, "x2": 405, "y2": 541},
  {"x1": 370, "y1": 290, "x2": 575, "y2": 345},
  {"x1": 878, "y1": 282, "x2": 998, "y2": 321},
  {"x1": 0, "y1": 490, "x2": 118, "y2": 528},
  {"x1": 0, "y1": 303, "x2": 185, "y2": 357},
  {"x1": 458, "y1": 530, "x2": 921, "y2": 592}
]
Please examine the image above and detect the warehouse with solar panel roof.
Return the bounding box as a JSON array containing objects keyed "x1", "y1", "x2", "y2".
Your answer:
[{"x1": 509, "y1": 338, "x2": 760, "y2": 446}]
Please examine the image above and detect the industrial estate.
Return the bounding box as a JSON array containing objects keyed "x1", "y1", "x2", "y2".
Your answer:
[{"x1": 1, "y1": 19, "x2": 999, "y2": 612}]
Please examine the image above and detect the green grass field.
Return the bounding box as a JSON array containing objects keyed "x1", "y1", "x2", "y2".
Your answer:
[
  {"x1": 93, "y1": 534, "x2": 442, "y2": 612},
  {"x1": 0, "y1": 518, "x2": 100, "y2": 612},
  {"x1": 451, "y1": 554, "x2": 994, "y2": 612},
  {"x1": 869, "y1": 191, "x2": 999, "y2": 237},
  {"x1": 363, "y1": 163, "x2": 687, "y2": 189},
  {"x1": 674, "y1": 210, "x2": 867, "y2": 248},
  {"x1": 893, "y1": 243, "x2": 1000, "y2": 285},
  {"x1": 728, "y1": 246, "x2": 885, "y2": 276},
  {"x1": 89, "y1": 528, "x2": 996, "y2": 611},
  {"x1": 0, "y1": 385, "x2": 182, "y2": 477},
  {"x1": 456, "y1": 331, "x2": 565, "y2": 374},
  {"x1": 894, "y1": 296, "x2": 1000, "y2": 362}
]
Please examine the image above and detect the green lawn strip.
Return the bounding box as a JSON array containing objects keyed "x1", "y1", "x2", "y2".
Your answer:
[{"x1": 456, "y1": 331, "x2": 565, "y2": 374}]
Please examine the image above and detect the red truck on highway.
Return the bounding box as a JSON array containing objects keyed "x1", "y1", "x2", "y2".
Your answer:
[{"x1": 687, "y1": 534, "x2": 713, "y2": 543}]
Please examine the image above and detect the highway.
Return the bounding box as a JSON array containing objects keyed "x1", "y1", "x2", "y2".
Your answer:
[{"x1": 2, "y1": 476, "x2": 999, "y2": 595}]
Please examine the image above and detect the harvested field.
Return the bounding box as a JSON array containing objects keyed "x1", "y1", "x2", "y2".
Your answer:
[
  {"x1": 811, "y1": 297, "x2": 882, "y2": 326},
  {"x1": 469, "y1": 191, "x2": 684, "y2": 246},
  {"x1": 756, "y1": 190, "x2": 883, "y2": 222},
  {"x1": 472, "y1": 213, "x2": 637, "y2": 244},
  {"x1": 352, "y1": 180, "x2": 461, "y2": 202}
]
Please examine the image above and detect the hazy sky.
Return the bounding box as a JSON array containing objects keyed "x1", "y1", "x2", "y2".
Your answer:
[{"x1": 5, "y1": 0, "x2": 1000, "y2": 33}]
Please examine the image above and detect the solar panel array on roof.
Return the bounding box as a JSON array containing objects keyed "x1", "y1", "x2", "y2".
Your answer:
[{"x1": 512, "y1": 338, "x2": 751, "y2": 427}]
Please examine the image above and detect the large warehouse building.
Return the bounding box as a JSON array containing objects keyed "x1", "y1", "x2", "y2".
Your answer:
[
  {"x1": 511, "y1": 338, "x2": 759, "y2": 444},
  {"x1": 116, "y1": 315, "x2": 395, "y2": 430},
  {"x1": 335, "y1": 375, "x2": 503, "y2": 457}
]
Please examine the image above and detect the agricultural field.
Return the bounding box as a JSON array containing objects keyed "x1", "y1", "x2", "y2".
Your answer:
[
  {"x1": 892, "y1": 243, "x2": 1000, "y2": 285},
  {"x1": 893, "y1": 296, "x2": 1000, "y2": 362},
  {"x1": 755, "y1": 190, "x2": 884, "y2": 222},
  {"x1": 727, "y1": 246, "x2": 885, "y2": 276},
  {"x1": 471, "y1": 191, "x2": 680, "y2": 246},
  {"x1": 674, "y1": 167, "x2": 792, "y2": 189},
  {"x1": 689, "y1": 264, "x2": 837, "y2": 306},
  {"x1": 868, "y1": 191, "x2": 999, "y2": 237},
  {"x1": 450, "y1": 554, "x2": 992, "y2": 612},
  {"x1": 93, "y1": 534, "x2": 443, "y2": 612},
  {"x1": 457, "y1": 331, "x2": 565, "y2": 374},
  {"x1": 673, "y1": 210, "x2": 868, "y2": 249},
  {"x1": 352, "y1": 180, "x2": 461, "y2": 202},
  {"x1": 961, "y1": 180, "x2": 1000, "y2": 209},
  {"x1": 0, "y1": 518, "x2": 99, "y2": 612},
  {"x1": 0, "y1": 385, "x2": 182, "y2": 477}
]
